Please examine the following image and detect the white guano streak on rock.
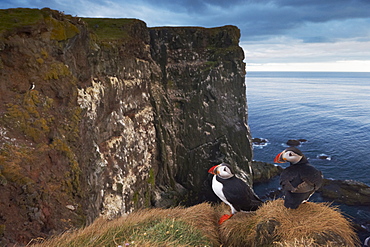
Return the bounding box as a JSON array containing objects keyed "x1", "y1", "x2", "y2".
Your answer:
[
  {"x1": 94, "y1": 142, "x2": 108, "y2": 169},
  {"x1": 108, "y1": 76, "x2": 123, "y2": 90},
  {"x1": 100, "y1": 105, "x2": 156, "y2": 218},
  {"x1": 77, "y1": 80, "x2": 105, "y2": 120},
  {"x1": 101, "y1": 194, "x2": 124, "y2": 219}
]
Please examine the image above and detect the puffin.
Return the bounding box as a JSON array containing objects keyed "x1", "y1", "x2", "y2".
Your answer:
[
  {"x1": 274, "y1": 147, "x2": 323, "y2": 209},
  {"x1": 208, "y1": 163, "x2": 262, "y2": 224},
  {"x1": 364, "y1": 236, "x2": 370, "y2": 247},
  {"x1": 29, "y1": 82, "x2": 35, "y2": 91}
]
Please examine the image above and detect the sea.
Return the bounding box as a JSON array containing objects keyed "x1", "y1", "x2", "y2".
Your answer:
[{"x1": 246, "y1": 71, "x2": 370, "y2": 242}]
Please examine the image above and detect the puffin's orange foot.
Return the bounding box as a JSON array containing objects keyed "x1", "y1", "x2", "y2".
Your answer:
[{"x1": 218, "y1": 214, "x2": 233, "y2": 224}]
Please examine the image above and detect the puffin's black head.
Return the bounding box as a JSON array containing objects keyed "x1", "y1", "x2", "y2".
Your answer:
[
  {"x1": 208, "y1": 163, "x2": 234, "y2": 179},
  {"x1": 274, "y1": 147, "x2": 306, "y2": 164}
]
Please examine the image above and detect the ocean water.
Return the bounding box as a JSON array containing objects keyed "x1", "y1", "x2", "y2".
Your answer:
[
  {"x1": 246, "y1": 71, "x2": 370, "y2": 241},
  {"x1": 247, "y1": 71, "x2": 370, "y2": 185}
]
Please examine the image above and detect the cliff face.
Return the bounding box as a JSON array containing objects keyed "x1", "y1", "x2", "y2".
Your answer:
[
  {"x1": 0, "y1": 8, "x2": 252, "y2": 245},
  {"x1": 149, "y1": 26, "x2": 252, "y2": 206}
]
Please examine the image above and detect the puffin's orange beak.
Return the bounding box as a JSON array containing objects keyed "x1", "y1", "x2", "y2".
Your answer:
[
  {"x1": 274, "y1": 151, "x2": 286, "y2": 163},
  {"x1": 208, "y1": 165, "x2": 219, "y2": 175}
]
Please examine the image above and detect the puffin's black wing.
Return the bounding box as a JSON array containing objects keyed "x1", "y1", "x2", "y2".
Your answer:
[
  {"x1": 301, "y1": 166, "x2": 323, "y2": 190},
  {"x1": 280, "y1": 163, "x2": 323, "y2": 209},
  {"x1": 280, "y1": 163, "x2": 323, "y2": 192},
  {"x1": 280, "y1": 166, "x2": 304, "y2": 192},
  {"x1": 291, "y1": 180, "x2": 316, "y2": 193},
  {"x1": 217, "y1": 176, "x2": 262, "y2": 211}
]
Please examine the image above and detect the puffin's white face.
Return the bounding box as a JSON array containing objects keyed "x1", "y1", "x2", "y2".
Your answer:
[
  {"x1": 216, "y1": 164, "x2": 234, "y2": 179},
  {"x1": 281, "y1": 150, "x2": 302, "y2": 164}
]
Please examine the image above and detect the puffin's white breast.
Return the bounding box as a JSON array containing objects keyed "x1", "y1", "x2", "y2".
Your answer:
[
  {"x1": 212, "y1": 175, "x2": 237, "y2": 214},
  {"x1": 212, "y1": 176, "x2": 227, "y2": 202}
]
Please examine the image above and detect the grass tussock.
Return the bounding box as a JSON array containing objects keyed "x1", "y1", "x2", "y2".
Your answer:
[
  {"x1": 30, "y1": 200, "x2": 360, "y2": 247},
  {"x1": 31, "y1": 203, "x2": 219, "y2": 247},
  {"x1": 219, "y1": 199, "x2": 360, "y2": 247}
]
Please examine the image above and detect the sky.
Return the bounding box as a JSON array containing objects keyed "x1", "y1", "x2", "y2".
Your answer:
[{"x1": 1, "y1": 0, "x2": 370, "y2": 72}]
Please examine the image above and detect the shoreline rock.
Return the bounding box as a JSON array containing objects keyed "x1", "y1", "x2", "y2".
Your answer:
[
  {"x1": 252, "y1": 161, "x2": 370, "y2": 206},
  {"x1": 286, "y1": 139, "x2": 307, "y2": 146},
  {"x1": 318, "y1": 179, "x2": 370, "y2": 206},
  {"x1": 251, "y1": 161, "x2": 283, "y2": 183},
  {"x1": 252, "y1": 137, "x2": 268, "y2": 146}
]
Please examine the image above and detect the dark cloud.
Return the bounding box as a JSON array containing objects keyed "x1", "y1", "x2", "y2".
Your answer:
[
  {"x1": 146, "y1": 0, "x2": 370, "y2": 22},
  {"x1": 141, "y1": 0, "x2": 247, "y2": 13},
  {"x1": 0, "y1": 0, "x2": 71, "y2": 13},
  {"x1": 2, "y1": 0, "x2": 370, "y2": 43},
  {"x1": 128, "y1": 0, "x2": 370, "y2": 43},
  {"x1": 1, "y1": 0, "x2": 370, "y2": 69}
]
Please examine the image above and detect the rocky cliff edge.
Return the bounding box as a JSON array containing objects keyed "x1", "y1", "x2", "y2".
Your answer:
[{"x1": 0, "y1": 8, "x2": 251, "y2": 245}]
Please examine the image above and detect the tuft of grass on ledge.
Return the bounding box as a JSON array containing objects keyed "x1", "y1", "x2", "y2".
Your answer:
[
  {"x1": 218, "y1": 199, "x2": 360, "y2": 247},
  {"x1": 31, "y1": 203, "x2": 219, "y2": 247}
]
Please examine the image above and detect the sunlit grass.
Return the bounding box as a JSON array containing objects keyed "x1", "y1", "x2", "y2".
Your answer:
[
  {"x1": 219, "y1": 199, "x2": 360, "y2": 247},
  {"x1": 31, "y1": 200, "x2": 359, "y2": 247},
  {"x1": 0, "y1": 8, "x2": 44, "y2": 34},
  {"x1": 32, "y1": 203, "x2": 219, "y2": 247}
]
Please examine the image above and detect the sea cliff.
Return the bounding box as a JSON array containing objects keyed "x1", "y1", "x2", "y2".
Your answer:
[{"x1": 0, "y1": 8, "x2": 252, "y2": 245}]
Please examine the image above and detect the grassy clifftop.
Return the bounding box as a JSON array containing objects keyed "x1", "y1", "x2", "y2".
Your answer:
[
  {"x1": 32, "y1": 201, "x2": 359, "y2": 247},
  {"x1": 0, "y1": 8, "x2": 143, "y2": 42},
  {"x1": 82, "y1": 18, "x2": 141, "y2": 41},
  {"x1": 0, "y1": 8, "x2": 44, "y2": 34}
]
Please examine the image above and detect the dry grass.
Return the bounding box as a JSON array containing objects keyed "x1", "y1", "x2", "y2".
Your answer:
[
  {"x1": 31, "y1": 203, "x2": 220, "y2": 247},
  {"x1": 30, "y1": 200, "x2": 360, "y2": 247},
  {"x1": 219, "y1": 199, "x2": 360, "y2": 247}
]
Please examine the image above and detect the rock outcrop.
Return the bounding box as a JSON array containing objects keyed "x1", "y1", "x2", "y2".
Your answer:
[
  {"x1": 0, "y1": 8, "x2": 252, "y2": 245},
  {"x1": 319, "y1": 179, "x2": 370, "y2": 206},
  {"x1": 251, "y1": 160, "x2": 283, "y2": 183},
  {"x1": 149, "y1": 26, "x2": 252, "y2": 206},
  {"x1": 252, "y1": 161, "x2": 370, "y2": 207}
]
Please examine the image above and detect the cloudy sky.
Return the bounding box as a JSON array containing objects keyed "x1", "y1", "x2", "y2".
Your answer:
[{"x1": 2, "y1": 0, "x2": 370, "y2": 72}]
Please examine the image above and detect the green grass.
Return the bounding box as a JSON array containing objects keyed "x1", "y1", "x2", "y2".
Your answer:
[
  {"x1": 82, "y1": 18, "x2": 139, "y2": 41},
  {"x1": 114, "y1": 218, "x2": 211, "y2": 246},
  {"x1": 0, "y1": 8, "x2": 44, "y2": 34},
  {"x1": 0, "y1": 8, "x2": 80, "y2": 41},
  {"x1": 32, "y1": 203, "x2": 218, "y2": 247},
  {"x1": 0, "y1": 8, "x2": 142, "y2": 42}
]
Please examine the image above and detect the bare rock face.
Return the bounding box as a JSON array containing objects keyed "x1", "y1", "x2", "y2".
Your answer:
[
  {"x1": 149, "y1": 26, "x2": 252, "y2": 206},
  {"x1": 0, "y1": 8, "x2": 252, "y2": 245}
]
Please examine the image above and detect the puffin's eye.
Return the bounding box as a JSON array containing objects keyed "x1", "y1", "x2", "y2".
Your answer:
[{"x1": 289, "y1": 152, "x2": 293, "y2": 156}]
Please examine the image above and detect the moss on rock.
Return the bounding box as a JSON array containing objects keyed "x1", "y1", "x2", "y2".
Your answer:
[{"x1": 45, "y1": 16, "x2": 80, "y2": 41}]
